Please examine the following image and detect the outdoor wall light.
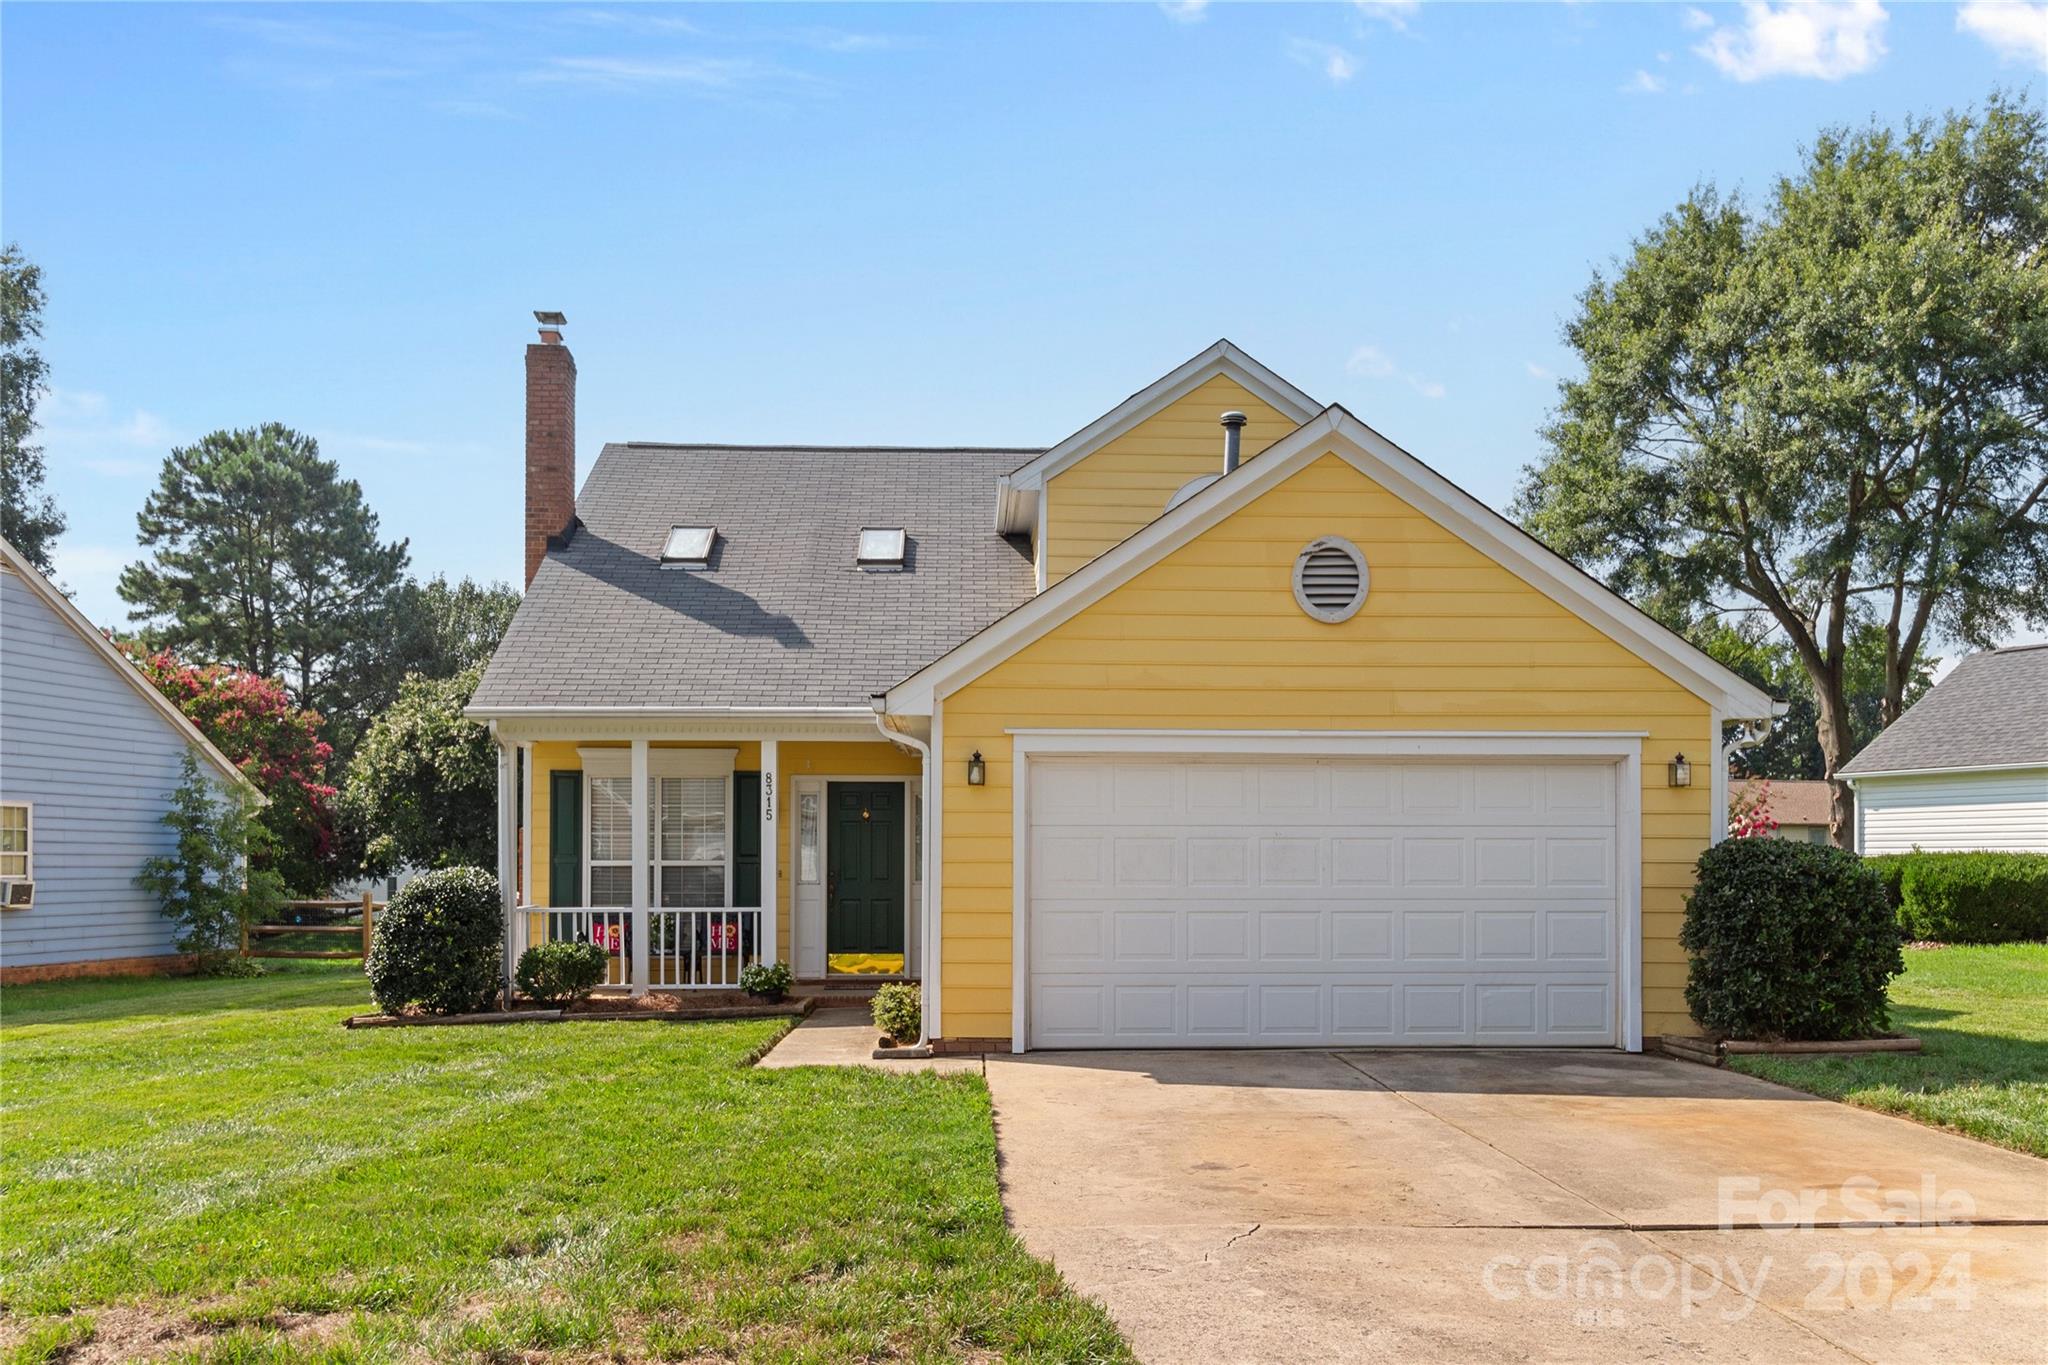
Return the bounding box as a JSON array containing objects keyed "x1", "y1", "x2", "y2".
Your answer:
[
  {"x1": 1668, "y1": 754, "x2": 1692, "y2": 788},
  {"x1": 967, "y1": 751, "x2": 987, "y2": 787}
]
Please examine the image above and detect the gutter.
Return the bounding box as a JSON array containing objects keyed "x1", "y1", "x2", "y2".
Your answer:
[{"x1": 869, "y1": 695, "x2": 934, "y2": 1052}]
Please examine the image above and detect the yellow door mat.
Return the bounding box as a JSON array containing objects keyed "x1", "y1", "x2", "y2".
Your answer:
[{"x1": 827, "y1": 953, "x2": 905, "y2": 975}]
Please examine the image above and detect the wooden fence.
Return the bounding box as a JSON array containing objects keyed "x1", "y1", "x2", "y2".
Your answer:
[{"x1": 241, "y1": 893, "x2": 383, "y2": 960}]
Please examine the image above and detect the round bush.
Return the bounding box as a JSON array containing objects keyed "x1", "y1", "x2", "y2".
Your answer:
[
  {"x1": 515, "y1": 940, "x2": 611, "y2": 1006},
  {"x1": 365, "y1": 866, "x2": 503, "y2": 1015},
  {"x1": 1679, "y1": 839, "x2": 1903, "y2": 1041},
  {"x1": 871, "y1": 982, "x2": 920, "y2": 1044}
]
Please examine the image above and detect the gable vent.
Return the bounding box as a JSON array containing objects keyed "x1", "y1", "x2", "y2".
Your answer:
[{"x1": 1292, "y1": 536, "x2": 1368, "y2": 623}]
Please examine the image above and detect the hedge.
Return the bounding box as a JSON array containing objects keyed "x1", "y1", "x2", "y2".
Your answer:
[
  {"x1": 1864, "y1": 851, "x2": 2048, "y2": 944},
  {"x1": 1680, "y1": 838, "x2": 1903, "y2": 1041}
]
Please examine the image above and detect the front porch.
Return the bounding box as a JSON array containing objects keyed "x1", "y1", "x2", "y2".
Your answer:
[{"x1": 490, "y1": 726, "x2": 928, "y2": 996}]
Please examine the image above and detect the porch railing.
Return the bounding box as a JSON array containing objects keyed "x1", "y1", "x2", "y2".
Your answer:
[{"x1": 512, "y1": 906, "x2": 764, "y2": 991}]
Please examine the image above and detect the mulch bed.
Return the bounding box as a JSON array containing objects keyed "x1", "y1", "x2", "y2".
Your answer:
[{"x1": 343, "y1": 996, "x2": 813, "y2": 1029}]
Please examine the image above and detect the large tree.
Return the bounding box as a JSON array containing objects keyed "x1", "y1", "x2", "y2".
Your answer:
[
  {"x1": 349, "y1": 573, "x2": 520, "y2": 718},
  {"x1": 1, "y1": 244, "x2": 63, "y2": 572},
  {"x1": 123, "y1": 644, "x2": 339, "y2": 895},
  {"x1": 119, "y1": 424, "x2": 410, "y2": 748},
  {"x1": 341, "y1": 665, "x2": 495, "y2": 877},
  {"x1": 1690, "y1": 619, "x2": 1935, "y2": 782},
  {"x1": 1517, "y1": 96, "x2": 2048, "y2": 842}
]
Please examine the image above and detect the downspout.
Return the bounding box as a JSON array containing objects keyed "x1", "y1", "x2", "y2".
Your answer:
[{"x1": 870, "y1": 695, "x2": 935, "y2": 1055}]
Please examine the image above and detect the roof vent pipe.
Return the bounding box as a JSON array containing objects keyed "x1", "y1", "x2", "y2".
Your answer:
[{"x1": 1220, "y1": 411, "x2": 1248, "y2": 473}]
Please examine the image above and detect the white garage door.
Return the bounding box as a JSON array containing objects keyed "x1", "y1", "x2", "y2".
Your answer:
[{"x1": 1027, "y1": 758, "x2": 1620, "y2": 1048}]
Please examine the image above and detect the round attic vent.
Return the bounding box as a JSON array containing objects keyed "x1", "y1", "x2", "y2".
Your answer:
[{"x1": 1292, "y1": 536, "x2": 1368, "y2": 623}]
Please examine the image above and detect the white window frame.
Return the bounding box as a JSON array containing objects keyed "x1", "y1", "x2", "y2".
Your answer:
[
  {"x1": 577, "y1": 748, "x2": 738, "y2": 909},
  {"x1": 0, "y1": 801, "x2": 31, "y2": 883},
  {"x1": 651, "y1": 772, "x2": 734, "y2": 909},
  {"x1": 582, "y1": 773, "x2": 636, "y2": 908}
]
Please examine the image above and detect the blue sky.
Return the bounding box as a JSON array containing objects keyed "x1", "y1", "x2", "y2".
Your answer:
[{"x1": 5, "y1": 1, "x2": 2043, "y2": 652}]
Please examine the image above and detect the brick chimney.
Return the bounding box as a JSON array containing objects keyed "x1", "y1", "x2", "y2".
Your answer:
[{"x1": 524, "y1": 311, "x2": 576, "y2": 588}]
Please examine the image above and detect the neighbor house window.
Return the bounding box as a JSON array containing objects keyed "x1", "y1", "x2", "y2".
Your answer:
[
  {"x1": 0, "y1": 804, "x2": 29, "y2": 880},
  {"x1": 654, "y1": 776, "x2": 727, "y2": 908}
]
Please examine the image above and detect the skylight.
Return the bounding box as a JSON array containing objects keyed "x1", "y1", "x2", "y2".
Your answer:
[
  {"x1": 662, "y1": 525, "x2": 715, "y2": 566},
  {"x1": 856, "y1": 527, "x2": 906, "y2": 568}
]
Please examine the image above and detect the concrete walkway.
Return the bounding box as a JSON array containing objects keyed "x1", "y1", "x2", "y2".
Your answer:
[
  {"x1": 984, "y1": 1049, "x2": 2048, "y2": 1365},
  {"x1": 756, "y1": 1006, "x2": 983, "y2": 1074}
]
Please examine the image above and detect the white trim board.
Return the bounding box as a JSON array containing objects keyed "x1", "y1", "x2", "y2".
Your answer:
[
  {"x1": 889, "y1": 406, "x2": 1777, "y2": 720},
  {"x1": 1844, "y1": 762, "x2": 2048, "y2": 783},
  {"x1": 993, "y1": 339, "x2": 1322, "y2": 534},
  {"x1": 0, "y1": 540, "x2": 258, "y2": 797},
  {"x1": 1004, "y1": 728, "x2": 1645, "y2": 1054}
]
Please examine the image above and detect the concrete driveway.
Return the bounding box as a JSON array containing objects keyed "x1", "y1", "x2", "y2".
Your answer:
[{"x1": 983, "y1": 1050, "x2": 2047, "y2": 1364}]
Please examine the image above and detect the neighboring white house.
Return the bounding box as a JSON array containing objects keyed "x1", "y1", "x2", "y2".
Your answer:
[
  {"x1": 0, "y1": 537, "x2": 257, "y2": 981},
  {"x1": 1842, "y1": 644, "x2": 2048, "y2": 856}
]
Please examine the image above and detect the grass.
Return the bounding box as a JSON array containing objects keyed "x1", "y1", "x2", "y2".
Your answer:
[
  {"x1": 1728, "y1": 943, "x2": 2048, "y2": 1158},
  {"x1": 0, "y1": 962, "x2": 1130, "y2": 1364}
]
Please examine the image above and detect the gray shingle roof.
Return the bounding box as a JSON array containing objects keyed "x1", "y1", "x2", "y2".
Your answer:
[
  {"x1": 1840, "y1": 644, "x2": 2048, "y2": 776},
  {"x1": 472, "y1": 443, "x2": 1041, "y2": 711}
]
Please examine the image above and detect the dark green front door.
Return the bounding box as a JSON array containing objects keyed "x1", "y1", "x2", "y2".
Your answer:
[{"x1": 827, "y1": 782, "x2": 904, "y2": 955}]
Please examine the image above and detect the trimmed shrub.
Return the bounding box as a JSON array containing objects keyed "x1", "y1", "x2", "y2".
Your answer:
[
  {"x1": 739, "y1": 961, "x2": 794, "y2": 1001},
  {"x1": 1864, "y1": 851, "x2": 2048, "y2": 944},
  {"x1": 365, "y1": 866, "x2": 503, "y2": 1015},
  {"x1": 871, "y1": 982, "x2": 921, "y2": 1044},
  {"x1": 516, "y1": 940, "x2": 610, "y2": 1006},
  {"x1": 1680, "y1": 839, "x2": 1903, "y2": 1041}
]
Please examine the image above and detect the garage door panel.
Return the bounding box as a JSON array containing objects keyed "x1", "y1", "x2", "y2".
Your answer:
[{"x1": 1027, "y1": 758, "x2": 1621, "y2": 1048}]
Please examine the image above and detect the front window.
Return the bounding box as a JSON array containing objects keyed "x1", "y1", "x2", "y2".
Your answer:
[
  {"x1": 586, "y1": 777, "x2": 634, "y2": 906},
  {"x1": 655, "y1": 775, "x2": 727, "y2": 907},
  {"x1": 0, "y1": 804, "x2": 28, "y2": 880}
]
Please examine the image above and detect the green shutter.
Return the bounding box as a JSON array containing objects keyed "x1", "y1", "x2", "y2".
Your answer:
[
  {"x1": 548, "y1": 771, "x2": 581, "y2": 907},
  {"x1": 733, "y1": 771, "x2": 761, "y2": 908}
]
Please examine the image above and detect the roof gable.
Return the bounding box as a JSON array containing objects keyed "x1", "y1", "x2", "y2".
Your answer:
[
  {"x1": 887, "y1": 406, "x2": 1778, "y2": 719},
  {"x1": 0, "y1": 537, "x2": 257, "y2": 796},
  {"x1": 995, "y1": 340, "x2": 1321, "y2": 535}
]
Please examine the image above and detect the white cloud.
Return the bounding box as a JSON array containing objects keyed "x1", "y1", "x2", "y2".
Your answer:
[
  {"x1": 1682, "y1": 7, "x2": 1715, "y2": 31},
  {"x1": 1621, "y1": 68, "x2": 1666, "y2": 93},
  {"x1": 48, "y1": 542, "x2": 133, "y2": 625},
  {"x1": 1957, "y1": 1, "x2": 2048, "y2": 67},
  {"x1": 1158, "y1": 0, "x2": 1209, "y2": 22},
  {"x1": 1287, "y1": 37, "x2": 1358, "y2": 83},
  {"x1": 1352, "y1": 0, "x2": 1420, "y2": 31},
  {"x1": 1346, "y1": 344, "x2": 1445, "y2": 399},
  {"x1": 1693, "y1": 1, "x2": 1888, "y2": 82},
  {"x1": 530, "y1": 55, "x2": 809, "y2": 92},
  {"x1": 1525, "y1": 361, "x2": 1555, "y2": 381},
  {"x1": 39, "y1": 388, "x2": 172, "y2": 476}
]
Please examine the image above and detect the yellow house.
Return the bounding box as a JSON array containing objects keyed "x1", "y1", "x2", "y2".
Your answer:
[{"x1": 470, "y1": 322, "x2": 1777, "y2": 1053}]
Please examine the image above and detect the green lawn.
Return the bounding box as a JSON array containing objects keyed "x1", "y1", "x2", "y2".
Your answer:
[
  {"x1": 1729, "y1": 943, "x2": 2048, "y2": 1157},
  {"x1": 0, "y1": 963, "x2": 1129, "y2": 1364}
]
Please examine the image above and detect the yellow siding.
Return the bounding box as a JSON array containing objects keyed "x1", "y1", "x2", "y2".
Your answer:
[
  {"x1": 940, "y1": 452, "x2": 1715, "y2": 1043},
  {"x1": 527, "y1": 738, "x2": 916, "y2": 965},
  {"x1": 1043, "y1": 375, "x2": 1299, "y2": 584}
]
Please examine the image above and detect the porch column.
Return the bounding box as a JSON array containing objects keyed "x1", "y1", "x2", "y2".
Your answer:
[
  {"x1": 630, "y1": 738, "x2": 650, "y2": 995},
  {"x1": 519, "y1": 741, "x2": 534, "y2": 904},
  {"x1": 495, "y1": 738, "x2": 516, "y2": 994},
  {"x1": 760, "y1": 739, "x2": 778, "y2": 965}
]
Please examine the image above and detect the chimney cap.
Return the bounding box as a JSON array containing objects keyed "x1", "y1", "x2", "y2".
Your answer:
[
  {"x1": 533, "y1": 310, "x2": 567, "y2": 327},
  {"x1": 1220, "y1": 410, "x2": 1249, "y2": 428}
]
